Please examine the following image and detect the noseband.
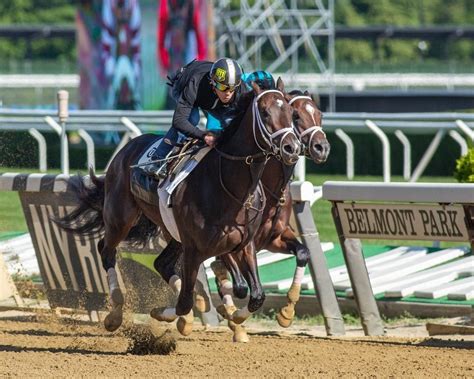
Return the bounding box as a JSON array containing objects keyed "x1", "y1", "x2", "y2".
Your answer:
[
  {"x1": 253, "y1": 90, "x2": 298, "y2": 156},
  {"x1": 288, "y1": 95, "x2": 326, "y2": 155}
]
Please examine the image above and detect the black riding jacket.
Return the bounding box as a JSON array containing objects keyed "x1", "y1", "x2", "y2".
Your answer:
[{"x1": 170, "y1": 60, "x2": 249, "y2": 140}]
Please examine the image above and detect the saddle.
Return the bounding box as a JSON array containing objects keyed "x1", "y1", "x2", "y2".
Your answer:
[
  {"x1": 130, "y1": 138, "x2": 205, "y2": 207},
  {"x1": 162, "y1": 139, "x2": 202, "y2": 186}
]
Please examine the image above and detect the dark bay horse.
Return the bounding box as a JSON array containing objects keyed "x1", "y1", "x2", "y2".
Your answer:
[
  {"x1": 56, "y1": 79, "x2": 300, "y2": 335},
  {"x1": 212, "y1": 90, "x2": 330, "y2": 341}
]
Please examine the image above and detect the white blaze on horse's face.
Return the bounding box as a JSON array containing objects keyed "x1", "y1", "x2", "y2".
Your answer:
[
  {"x1": 276, "y1": 99, "x2": 283, "y2": 108},
  {"x1": 305, "y1": 103, "x2": 317, "y2": 125}
]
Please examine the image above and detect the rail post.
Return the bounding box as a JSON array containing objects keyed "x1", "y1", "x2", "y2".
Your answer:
[
  {"x1": 290, "y1": 181, "x2": 345, "y2": 336},
  {"x1": 57, "y1": 90, "x2": 70, "y2": 175}
]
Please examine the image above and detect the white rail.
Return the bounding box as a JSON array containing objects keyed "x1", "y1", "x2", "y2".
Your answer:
[{"x1": 2, "y1": 109, "x2": 474, "y2": 181}]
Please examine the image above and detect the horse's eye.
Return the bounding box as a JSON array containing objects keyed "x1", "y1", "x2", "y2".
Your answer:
[
  {"x1": 261, "y1": 110, "x2": 270, "y2": 119},
  {"x1": 293, "y1": 112, "x2": 300, "y2": 121}
]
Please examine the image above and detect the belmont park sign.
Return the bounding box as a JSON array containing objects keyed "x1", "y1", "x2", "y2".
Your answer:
[{"x1": 337, "y1": 203, "x2": 469, "y2": 241}]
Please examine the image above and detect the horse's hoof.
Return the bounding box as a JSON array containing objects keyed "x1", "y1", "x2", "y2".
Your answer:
[
  {"x1": 150, "y1": 307, "x2": 177, "y2": 323},
  {"x1": 194, "y1": 294, "x2": 207, "y2": 313},
  {"x1": 104, "y1": 311, "x2": 122, "y2": 332},
  {"x1": 276, "y1": 307, "x2": 294, "y2": 328},
  {"x1": 232, "y1": 324, "x2": 249, "y2": 343},
  {"x1": 177, "y1": 312, "x2": 193, "y2": 336}
]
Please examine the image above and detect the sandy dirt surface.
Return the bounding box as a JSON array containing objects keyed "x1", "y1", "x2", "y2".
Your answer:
[{"x1": 0, "y1": 312, "x2": 473, "y2": 378}]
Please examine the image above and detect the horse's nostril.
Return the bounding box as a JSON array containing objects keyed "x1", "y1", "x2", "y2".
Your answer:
[
  {"x1": 283, "y1": 144, "x2": 295, "y2": 154},
  {"x1": 314, "y1": 144, "x2": 323, "y2": 153}
]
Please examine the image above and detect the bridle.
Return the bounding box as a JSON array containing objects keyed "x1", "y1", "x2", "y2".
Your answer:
[
  {"x1": 214, "y1": 89, "x2": 297, "y2": 213},
  {"x1": 253, "y1": 90, "x2": 299, "y2": 156},
  {"x1": 288, "y1": 95, "x2": 326, "y2": 156}
]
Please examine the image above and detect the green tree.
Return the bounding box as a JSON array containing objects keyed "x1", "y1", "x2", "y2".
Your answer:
[{"x1": 0, "y1": 0, "x2": 75, "y2": 60}]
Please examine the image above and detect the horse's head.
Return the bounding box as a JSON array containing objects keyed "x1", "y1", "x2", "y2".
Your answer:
[
  {"x1": 251, "y1": 77, "x2": 300, "y2": 165},
  {"x1": 286, "y1": 90, "x2": 330, "y2": 164}
]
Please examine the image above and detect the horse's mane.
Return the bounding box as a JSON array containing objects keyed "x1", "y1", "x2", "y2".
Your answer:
[
  {"x1": 289, "y1": 89, "x2": 304, "y2": 96},
  {"x1": 216, "y1": 90, "x2": 256, "y2": 145}
]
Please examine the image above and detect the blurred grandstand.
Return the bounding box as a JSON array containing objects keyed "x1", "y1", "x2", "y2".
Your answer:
[{"x1": 0, "y1": 1, "x2": 473, "y2": 112}]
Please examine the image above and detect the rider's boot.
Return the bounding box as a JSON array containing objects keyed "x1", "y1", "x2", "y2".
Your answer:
[
  {"x1": 142, "y1": 156, "x2": 165, "y2": 178},
  {"x1": 142, "y1": 129, "x2": 178, "y2": 178}
]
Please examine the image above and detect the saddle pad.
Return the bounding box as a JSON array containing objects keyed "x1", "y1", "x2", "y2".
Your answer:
[
  {"x1": 137, "y1": 138, "x2": 162, "y2": 166},
  {"x1": 129, "y1": 137, "x2": 162, "y2": 207},
  {"x1": 157, "y1": 146, "x2": 211, "y2": 242}
]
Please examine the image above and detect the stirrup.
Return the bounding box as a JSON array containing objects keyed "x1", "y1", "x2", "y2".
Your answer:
[
  {"x1": 142, "y1": 163, "x2": 161, "y2": 178},
  {"x1": 157, "y1": 165, "x2": 168, "y2": 179}
]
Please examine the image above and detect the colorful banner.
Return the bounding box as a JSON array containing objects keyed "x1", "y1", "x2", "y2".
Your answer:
[{"x1": 77, "y1": 0, "x2": 208, "y2": 111}]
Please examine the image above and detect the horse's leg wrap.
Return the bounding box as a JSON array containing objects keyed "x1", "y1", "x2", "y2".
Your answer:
[
  {"x1": 104, "y1": 267, "x2": 124, "y2": 332},
  {"x1": 169, "y1": 274, "x2": 182, "y2": 295},
  {"x1": 150, "y1": 307, "x2": 178, "y2": 323},
  {"x1": 215, "y1": 279, "x2": 237, "y2": 320},
  {"x1": 211, "y1": 260, "x2": 237, "y2": 320},
  {"x1": 150, "y1": 275, "x2": 183, "y2": 322},
  {"x1": 277, "y1": 266, "x2": 304, "y2": 328}
]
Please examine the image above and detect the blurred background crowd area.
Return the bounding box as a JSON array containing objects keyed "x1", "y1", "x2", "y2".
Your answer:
[
  {"x1": 1, "y1": 0, "x2": 473, "y2": 76},
  {"x1": 1, "y1": 0, "x2": 474, "y2": 177}
]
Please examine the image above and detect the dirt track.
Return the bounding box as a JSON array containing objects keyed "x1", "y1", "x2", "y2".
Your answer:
[{"x1": 0, "y1": 314, "x2": 472, "y2": 378}]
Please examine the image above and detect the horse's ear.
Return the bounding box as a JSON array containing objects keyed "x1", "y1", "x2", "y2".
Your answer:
[
  {"x1": 304, "y1": 90, "x2": 316, "y2": 102},
  {"x1": 251, "y1": 81, "x2": 262, "y2": 95},
  {"x1": 276, "y1": 77, "x2": 285, "y2": 92}
]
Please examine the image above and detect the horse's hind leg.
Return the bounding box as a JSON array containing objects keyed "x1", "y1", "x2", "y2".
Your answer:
[{"x1": 100, "y1": 200, "x2": 139, "y2": 332}]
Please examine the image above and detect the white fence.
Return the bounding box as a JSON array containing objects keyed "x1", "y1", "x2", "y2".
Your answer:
[{"x1": 1, "y1": 108, "x2": 474, "y2": 181}]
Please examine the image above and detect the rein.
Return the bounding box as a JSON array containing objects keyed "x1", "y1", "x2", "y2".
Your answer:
[
  {"x1": 214, "y1": 89, "x2": 295, "y2": 211},
  {"x1": 259, "y1": 159, "x2": 294, "y2": 248}
]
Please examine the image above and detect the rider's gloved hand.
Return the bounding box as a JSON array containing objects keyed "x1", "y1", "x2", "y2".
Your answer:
[{"x1": 204, "y1": 133, "x2": 217, "y2": 148}]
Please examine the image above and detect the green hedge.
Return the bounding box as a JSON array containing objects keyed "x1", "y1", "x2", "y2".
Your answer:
[{"x1": 454, "y1": 147, "x2": 474, "y2": 183}]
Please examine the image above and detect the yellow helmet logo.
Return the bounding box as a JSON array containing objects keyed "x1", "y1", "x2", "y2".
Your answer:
[{"x1": 215, "y1": 68, "x2": 227, "y2": 82}]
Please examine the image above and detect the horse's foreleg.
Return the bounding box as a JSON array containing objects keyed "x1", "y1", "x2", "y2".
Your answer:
[
  {"x1": 153, "y1": 247, "x2": 198, "y2": 336},
  {"x1": 150, "y1": 239, "x2": 184, "y2": 323},
  {"x1": 153, "y1": 238, "x2": 182, "y2": 283},
  {"x1": 211, "y1": 256, "x2": 249, "y2": 343},
  {"x1": 174, "y1": 249, "x2": 202, "y2": 336},
  {"x1": 275, "y1": 228, "x2": 310, "y2": 328},
  {"x1": 232, "y1": 242, "x2": 265, "y2": 325}
]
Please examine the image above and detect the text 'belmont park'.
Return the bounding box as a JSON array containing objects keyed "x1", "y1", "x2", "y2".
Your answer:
[{"x1": 337, "y1": 203, "x2": 468, "y2": 241}]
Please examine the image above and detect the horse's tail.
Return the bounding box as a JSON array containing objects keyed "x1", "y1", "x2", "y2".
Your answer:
[
  {"x1": 125, "y1": 214, "x2": 160, "y2": 247},
  {"x1": 54, "y1": 168, "x2": 106, "y2": 236}
]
